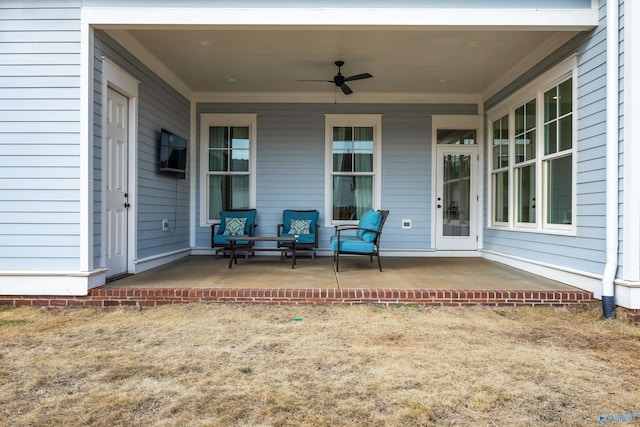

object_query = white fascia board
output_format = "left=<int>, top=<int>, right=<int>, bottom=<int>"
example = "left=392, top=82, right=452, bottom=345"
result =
left=191, top=91, right=483, bottom=105
left=82, top=7, right=597, bottom=30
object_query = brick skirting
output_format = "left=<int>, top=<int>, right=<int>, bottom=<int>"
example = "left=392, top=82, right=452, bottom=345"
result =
left=0, top=288, right=596, bottom=309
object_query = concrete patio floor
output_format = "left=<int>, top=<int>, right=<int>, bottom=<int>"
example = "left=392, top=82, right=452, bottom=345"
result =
left=104, top=255, right=578, bottom=291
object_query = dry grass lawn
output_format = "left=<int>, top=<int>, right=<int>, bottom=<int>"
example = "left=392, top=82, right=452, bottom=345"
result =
left=1, top=303, right=639, bottom=426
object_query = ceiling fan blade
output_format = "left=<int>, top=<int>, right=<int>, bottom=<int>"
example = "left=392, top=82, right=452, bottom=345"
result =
left=340, top=83, right=353, bottom=95
left=345, top=73, right=373, bottom=82
left=298, top=79, right=333, bottom=83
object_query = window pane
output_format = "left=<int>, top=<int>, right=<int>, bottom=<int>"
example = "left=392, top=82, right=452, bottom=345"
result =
left=526, top=130, right=536, bottom=160
left=230, top=149, right=249, bottom=171
left=544, top=87, right=557, bottom=122
left=517, top=165, right=536, bottom=223
left=559, top=116, right=573, bottom=151
left=547, top=155, right=572, bottom=225
left=332, top=175, right=373, bottom=221
left=209, top=175, right=250, bottom=221
left=209, top=126, right=228, bottom=149
left=354, top=140, right=373, bottom=172
left=493, top=145, right=501, bottom=170
left=492, top=116, right=509, bottom=169
left=526, top=99, right=536, bottom=129
left=333, top=140, right=353, bottom=172
left=354, top=127, right=373, bottom=142
left=493, top=171, right=509, bottom=223
left=515, top=137, right=525, bottom=164
left=209, top=150, right=227, bottom=172
left=515, top=105, right=524, bottom=136
left=333, top=126, right=352, bottom=142
left=559, top=79, right=572, bottom=117
left=231, top=127, right=249, bottom=147
left=545, top=121, right=558, bottom=155
left=436, top=129, right=477, bottom=145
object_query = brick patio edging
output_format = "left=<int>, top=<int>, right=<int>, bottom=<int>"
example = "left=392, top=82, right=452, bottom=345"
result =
left=0, top=288, right=596, bottom=309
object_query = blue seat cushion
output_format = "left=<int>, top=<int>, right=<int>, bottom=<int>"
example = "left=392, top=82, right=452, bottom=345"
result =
left=330, top=235, right=375, bottom=253
left=357, top=210, right=383, bottom=243
left=213, top=234, right=250, bottom=246
left=281, top=233, right=315, bottom=245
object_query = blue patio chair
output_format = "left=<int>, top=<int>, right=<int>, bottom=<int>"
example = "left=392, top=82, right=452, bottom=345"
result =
left=277, top=209, right=320, bottom=260
left=330, top=209, right=389, bottom=272
left=211, top=209, right=257, bottom=260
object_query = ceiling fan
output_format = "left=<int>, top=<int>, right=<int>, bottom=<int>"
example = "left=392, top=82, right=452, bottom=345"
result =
left=299, top=60, right=373, bottom=95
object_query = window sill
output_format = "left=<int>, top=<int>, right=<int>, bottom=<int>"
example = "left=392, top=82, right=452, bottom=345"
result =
left=487, top=225, right=577, bottom=237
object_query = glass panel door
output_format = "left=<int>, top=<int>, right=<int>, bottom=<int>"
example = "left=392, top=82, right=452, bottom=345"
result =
left=435, top=145, right=478, bottom=250
left=442, top=153, right=471, bottom=237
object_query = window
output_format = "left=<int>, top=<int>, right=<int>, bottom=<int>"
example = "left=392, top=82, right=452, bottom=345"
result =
left=487, top=58, right=575, bottom=234
left=200, top=113, right=257, bottom=225
left=325, top=114, right=382, bottom=225
left=515, top=99, right=536, bottom=225
left=491, top=115, right=509, bottom=224
left=543, top=79, right=573, bottom=226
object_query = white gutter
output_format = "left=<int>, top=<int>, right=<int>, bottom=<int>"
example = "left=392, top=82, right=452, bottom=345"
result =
left=602, top=0, right=619, bottom=318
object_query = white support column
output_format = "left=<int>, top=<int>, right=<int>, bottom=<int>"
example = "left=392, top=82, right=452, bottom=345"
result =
left=622, top=0, right=640, bottom=282
left=80, top=23, right=94, bottom=272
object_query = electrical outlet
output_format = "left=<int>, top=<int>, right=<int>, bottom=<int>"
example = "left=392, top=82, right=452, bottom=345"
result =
left=162, top=219, right=169, bottom=231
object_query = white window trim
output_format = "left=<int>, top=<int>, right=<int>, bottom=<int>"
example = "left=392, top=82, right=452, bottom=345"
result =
left=324, top=114, right=382, bottom=227
left=487, top=56, right=577, bottom=235
left=199, top=113, right=257, bottom=227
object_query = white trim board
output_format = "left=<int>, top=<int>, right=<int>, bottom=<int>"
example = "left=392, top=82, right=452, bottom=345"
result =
left=481, top=250, right=602, bottom=297
left=0, top=269, right=107, bottom=296
left=101, top=57, right=140, bottom=276
left=83, top=7, right=597, bottom=29
left=623, top=0, right=640, bottom=282
left=132, top=249, right=192, bottom=274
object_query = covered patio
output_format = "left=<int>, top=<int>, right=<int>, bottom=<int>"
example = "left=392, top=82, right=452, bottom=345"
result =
left=38, top=256, right=589, bottom=309
left=0, top=256, right=595, bottom=308
left=105, top=256, right=578, bottom=291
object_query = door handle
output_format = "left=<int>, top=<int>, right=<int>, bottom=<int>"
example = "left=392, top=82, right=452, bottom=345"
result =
left=124, top=203, right=131, bottom=208
left=437, top=204, right=442, bottom=209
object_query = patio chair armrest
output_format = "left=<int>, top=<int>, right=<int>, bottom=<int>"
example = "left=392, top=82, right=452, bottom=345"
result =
left=211, top=223, right=221, bottom=246
left=277, top=223, right=284, bottom=237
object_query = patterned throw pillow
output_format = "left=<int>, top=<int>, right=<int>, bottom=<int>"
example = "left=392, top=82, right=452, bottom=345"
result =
left=288, top=219, right=311, bottom=235
left=223, top=217, right=247, bottom=235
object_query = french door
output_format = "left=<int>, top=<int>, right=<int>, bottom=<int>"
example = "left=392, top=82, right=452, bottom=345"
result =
left=435, top=145, right=478, bottom=251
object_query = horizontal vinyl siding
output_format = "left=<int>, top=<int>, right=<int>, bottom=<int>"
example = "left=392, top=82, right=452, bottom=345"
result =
left=93, top=31, right=190, bottom=264
left=194, top=103, right=477, bottom=251
left=0, top=1, right=82, bottom=271
left=482, top=0, right=609, bottom=276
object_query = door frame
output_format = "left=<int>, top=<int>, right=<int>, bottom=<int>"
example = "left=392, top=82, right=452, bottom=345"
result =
left=101, top=58, right=139, bottom=274
left=431, top=115, right=484, bottom=252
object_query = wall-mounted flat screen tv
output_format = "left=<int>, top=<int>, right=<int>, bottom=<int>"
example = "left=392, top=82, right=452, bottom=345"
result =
left=159, top=129, right=187, bottom=176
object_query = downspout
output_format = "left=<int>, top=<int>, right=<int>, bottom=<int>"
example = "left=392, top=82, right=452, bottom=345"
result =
left=602, top=0, right=619, bottom=318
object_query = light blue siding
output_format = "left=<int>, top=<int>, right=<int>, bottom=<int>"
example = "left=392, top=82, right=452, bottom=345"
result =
left=93, top=31, right=191, bottom=265
left=194, top=103, right=476, bottom=251
left=0, top=1, right=81, bottom=271
left=483, top=0, right=610, bottom=275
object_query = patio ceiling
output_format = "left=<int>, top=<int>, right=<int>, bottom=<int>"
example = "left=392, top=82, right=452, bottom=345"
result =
left=105, top=27, right=583, bottom=99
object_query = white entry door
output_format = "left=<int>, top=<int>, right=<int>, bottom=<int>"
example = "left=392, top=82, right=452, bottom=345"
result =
left=105, top=87, right=129, bottom=276
left=435, top=145, right=478, bottom=251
